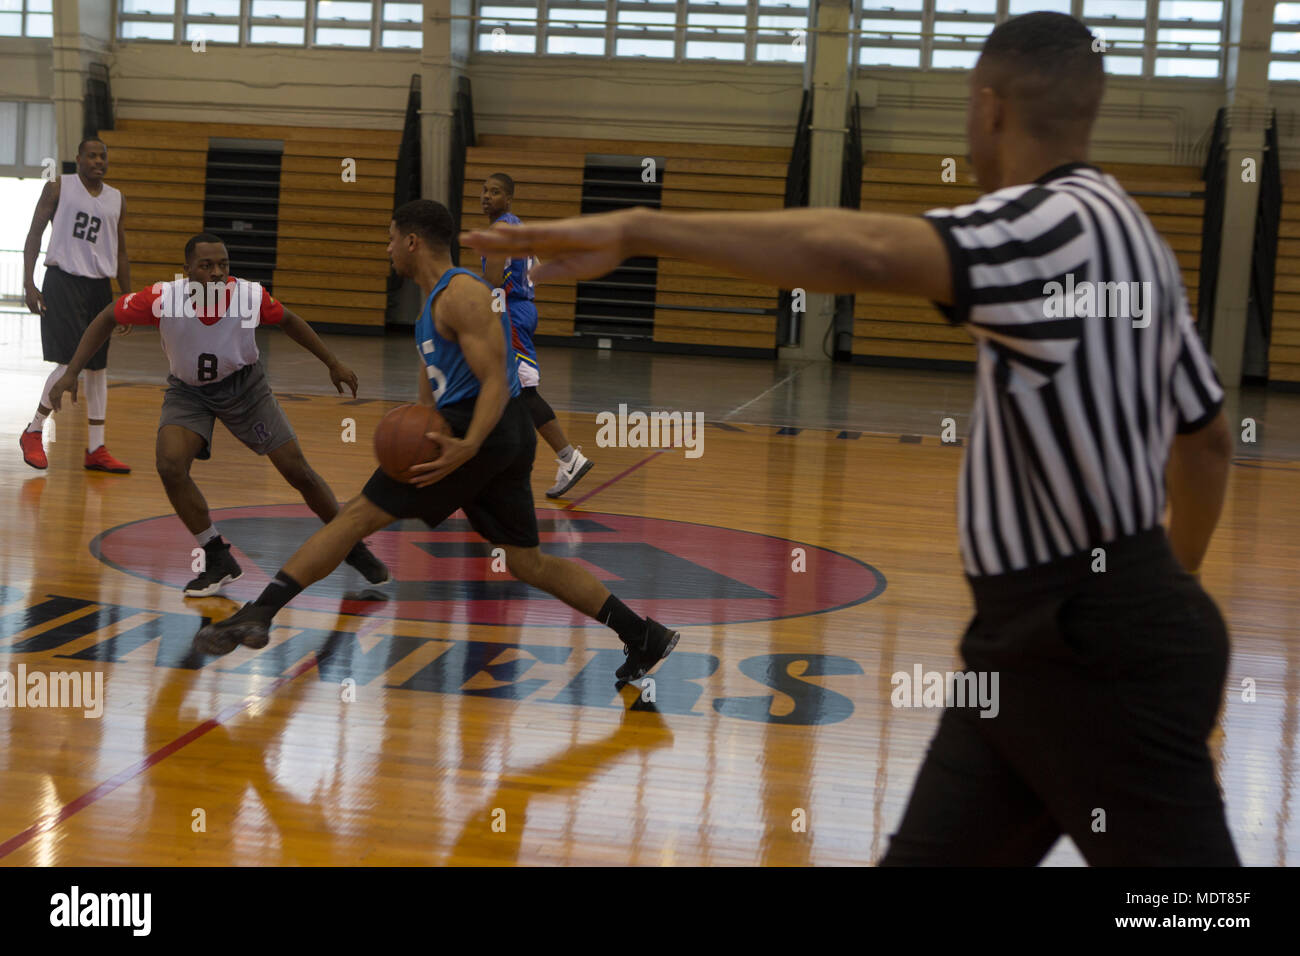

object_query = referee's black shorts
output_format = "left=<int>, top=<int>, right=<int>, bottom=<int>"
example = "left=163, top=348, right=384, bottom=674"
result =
left=41, top=265, right=114, bottom=370
left=880, top=526, right=1239, bottom=866
left=361, top=394, right=539, bottom=548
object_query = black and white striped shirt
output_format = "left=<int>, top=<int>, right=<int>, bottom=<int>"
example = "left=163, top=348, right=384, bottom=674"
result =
left=924, top=162, right=1224, bottom=578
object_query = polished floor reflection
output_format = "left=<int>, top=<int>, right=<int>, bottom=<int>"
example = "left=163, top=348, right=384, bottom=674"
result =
left=0, top=315, right=1297, bottom=865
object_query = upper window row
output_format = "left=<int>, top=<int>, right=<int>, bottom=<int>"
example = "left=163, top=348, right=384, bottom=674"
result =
left=93, top=0, right=1300, bottom=84
left=113, top=0, right=423, bottom=48
left=474, top=0, right=1227, bottom=78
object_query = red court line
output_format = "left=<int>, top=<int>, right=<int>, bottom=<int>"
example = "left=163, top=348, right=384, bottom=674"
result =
left=0, top=599, right=411, bottom=863
left=562, top=450, right=665, bottom=511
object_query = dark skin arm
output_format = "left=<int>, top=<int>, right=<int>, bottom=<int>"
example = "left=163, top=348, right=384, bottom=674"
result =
left=276, top=307, right=358, bottom=397
left=406, top=276, right=510, bottom=487
left=1165, top=409, right=1232, bottom=575
left=23, top=180, right=59, bottom=314
left=46, top=303, right=119, bottom=410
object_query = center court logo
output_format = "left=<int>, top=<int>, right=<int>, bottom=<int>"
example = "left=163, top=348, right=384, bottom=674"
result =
left=90, top=505, right=884, bottom=627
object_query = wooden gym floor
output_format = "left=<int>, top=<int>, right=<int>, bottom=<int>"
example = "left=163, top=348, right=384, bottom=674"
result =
left=0, top=313, right=1298, bottom=866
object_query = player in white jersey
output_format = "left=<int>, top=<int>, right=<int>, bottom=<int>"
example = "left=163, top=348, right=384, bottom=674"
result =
left=21, top=138, right=133, bottom=474
left=47, top=234, right=390, bottom=597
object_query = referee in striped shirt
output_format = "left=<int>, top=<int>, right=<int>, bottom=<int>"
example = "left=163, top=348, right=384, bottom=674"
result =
left=465, top=11, right=1237, bottom=865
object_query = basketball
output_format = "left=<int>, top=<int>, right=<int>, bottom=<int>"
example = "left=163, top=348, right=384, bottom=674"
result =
left=373, top=403, right=449, bottom=481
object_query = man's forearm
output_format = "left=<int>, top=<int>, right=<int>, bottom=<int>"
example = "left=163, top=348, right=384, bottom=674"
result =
left=628, top=207, right=885, bottom=293
left=64, top=308, right=119, bottom=377
left=117, top=264, right=131, bottom=295
left=463, top=375, right=508, bottom=449
left=23, top=233, right=41, bottom=287
left=280, top=312, right=338, bottom=368
left=1166, top=446, right=1230, bottom=573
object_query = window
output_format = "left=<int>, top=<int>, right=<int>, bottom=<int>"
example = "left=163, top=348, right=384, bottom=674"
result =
left=471, top=0, right=815, bottom=62
left=0, top=0, right=52, bottom=37
left=1271, top=2, right=1300, bottom=81
left=851, top=0, right=1224, bottom=77
left=0, top=100, right=56, bottom=177
left=117, top=0, right=416, bottom=47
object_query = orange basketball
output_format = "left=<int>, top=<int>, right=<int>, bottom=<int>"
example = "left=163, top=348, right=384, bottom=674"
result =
left=373, top=403, right=450, bottom=481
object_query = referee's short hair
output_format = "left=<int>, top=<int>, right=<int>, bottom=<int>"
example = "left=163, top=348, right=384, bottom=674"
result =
left=977, top=12, right=1105, bottom=143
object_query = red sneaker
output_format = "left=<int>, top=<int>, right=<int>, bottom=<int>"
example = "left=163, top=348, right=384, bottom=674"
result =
left=20, top=430, right=47, bottom=470
left=84, top=445, right=131, bottom=473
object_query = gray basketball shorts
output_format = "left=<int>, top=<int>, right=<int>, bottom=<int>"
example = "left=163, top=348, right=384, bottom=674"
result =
left=159, top=362, right=296, bottom=460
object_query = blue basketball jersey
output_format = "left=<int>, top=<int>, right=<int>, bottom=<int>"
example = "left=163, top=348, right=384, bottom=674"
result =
left=416, top=267, right=521, bottom=408
left=481, top=212, right=535, bottom=302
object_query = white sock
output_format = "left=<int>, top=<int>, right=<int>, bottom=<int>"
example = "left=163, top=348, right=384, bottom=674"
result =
left=84, top=368, right=109, bottom=450
left=557, top=444, right=574, bottom=462
left=31, top=365, right=67, bottom=432
left=195, top=526, right=219, bottom=547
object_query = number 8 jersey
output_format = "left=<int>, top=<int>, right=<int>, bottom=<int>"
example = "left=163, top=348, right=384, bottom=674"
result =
left=113, top=276, right=284, bottom=386
left=417, top=268, right=520, bottom=408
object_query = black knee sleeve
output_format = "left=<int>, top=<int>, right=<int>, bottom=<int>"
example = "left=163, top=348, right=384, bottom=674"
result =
left=520, top=386, right=556, bottom=428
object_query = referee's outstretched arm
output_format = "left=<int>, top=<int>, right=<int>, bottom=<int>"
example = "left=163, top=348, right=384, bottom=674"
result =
left=1166, top=409, right=1232, bottom=576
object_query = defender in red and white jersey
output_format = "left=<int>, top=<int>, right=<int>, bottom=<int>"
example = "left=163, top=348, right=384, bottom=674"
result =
left=48, top=233, right=390, bottom=597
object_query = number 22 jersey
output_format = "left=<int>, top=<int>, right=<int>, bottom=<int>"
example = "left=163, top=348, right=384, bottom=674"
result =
left=113, top=276, right=285, bottom=386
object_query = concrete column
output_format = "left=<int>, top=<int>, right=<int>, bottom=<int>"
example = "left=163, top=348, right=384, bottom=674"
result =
left=1211, top=0, right=1273, bottom=386
left=780, top=0, right=852, bottom=361
left=50, top=0, right=111, bottom=169
left=422, top=0, right=471, bottom=206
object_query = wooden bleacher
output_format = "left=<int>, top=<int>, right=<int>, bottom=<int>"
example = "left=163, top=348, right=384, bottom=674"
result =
left=1271, top=169, right=1300, bottom=384
left=100, top=119, right=399, bottom=331
left=462, top=135, right=789, bottom=351
left=853, top=153, right=1206, bottom=366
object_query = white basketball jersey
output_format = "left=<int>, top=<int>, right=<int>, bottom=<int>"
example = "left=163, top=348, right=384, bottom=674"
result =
left=152, top=277, right=265, bottom=386
left=45, top=175, right=122, bottom=279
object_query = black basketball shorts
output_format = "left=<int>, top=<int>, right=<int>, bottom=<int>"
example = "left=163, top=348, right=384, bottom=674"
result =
left=361, top=394, right=540, bottom=548
left=41, top=265, right=115, bottom=371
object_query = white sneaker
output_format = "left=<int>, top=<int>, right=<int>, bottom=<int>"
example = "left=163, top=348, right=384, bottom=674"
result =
left=546, top=447, right=594, bottom=498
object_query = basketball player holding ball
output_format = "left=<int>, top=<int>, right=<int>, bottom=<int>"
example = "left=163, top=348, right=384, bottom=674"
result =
left=481, top=173, right=594, bottom=499
left=196, top=199, right=679, bottom=688
left=48, top=233, right=390, bottom=597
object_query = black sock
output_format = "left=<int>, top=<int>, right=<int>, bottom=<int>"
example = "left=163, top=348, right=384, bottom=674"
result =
left=250, top=570, right=304, bottom=617
left=597, top=595, right=644, bottom=644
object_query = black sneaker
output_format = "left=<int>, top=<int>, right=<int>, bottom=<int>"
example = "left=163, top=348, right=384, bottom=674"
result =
left=184, top=542, right=242, bottom=597
left=194, top=603, right=272, bottom=656
left=615, top=617, right=681, bottom=686
left=345, top=541, right=390, bottom=585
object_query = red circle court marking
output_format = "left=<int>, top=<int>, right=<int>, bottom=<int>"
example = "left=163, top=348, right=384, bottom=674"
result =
left=91, top=507, right=886, bottom=627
